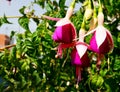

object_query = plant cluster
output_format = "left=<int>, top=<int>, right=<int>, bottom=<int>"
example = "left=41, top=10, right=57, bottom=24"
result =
left=0, top=0, right=120, bottom=91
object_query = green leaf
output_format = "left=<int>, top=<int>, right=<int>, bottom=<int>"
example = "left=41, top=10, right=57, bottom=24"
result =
left=0, top=14, right=12, bottom=26
left=19, top=74, right=27, bottom=88
left=59, top=0, right=66, bottom=9
left=35, top=0, right=45, bottom=8
left=19, top=6, right=26, bottom=15
left=32, top=18, right=39, bottom=25
left=10, top=31, right=16, bottom=40
left=45, top=2, right=53, bottom=12
left=18, top=16, right=30, bottom=31
left=113, top=56, right=120, bottom=71
left=9, top=46, right=17, bottom=61
left=33, top=70, right=41, bottom=85
left=90, top=74, right=104, bottom=90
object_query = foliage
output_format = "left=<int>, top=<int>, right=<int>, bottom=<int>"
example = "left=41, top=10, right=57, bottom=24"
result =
left=0, top=14, right=12, bottom=26
left=0, top=0, right=120, bottom=91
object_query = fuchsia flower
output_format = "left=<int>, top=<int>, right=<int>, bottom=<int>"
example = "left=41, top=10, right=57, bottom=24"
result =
left=43, top=0, right=76, bottom=44
left=89, top=25, right=114, bottom=54
left=52, top=0, right=76, bottom=43
left=52, top=18, right=76, bottom=43
left=42, top=0, right=76, bottom=58
left=84, top=10, right=114, bottom=54
left=71, top=28, right=90, bottom=84
left=71, top=42, right=90, bottom=83
left=84, top=11, right=114, bottom=70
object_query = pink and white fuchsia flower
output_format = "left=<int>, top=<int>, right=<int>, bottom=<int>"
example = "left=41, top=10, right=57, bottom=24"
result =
left=71, top=45, right=90, bottom=84
left=89, top=25, right=114, bottom=54
left=52, top=18, right=77, bottom=43
left=84, top=11, right=114, bottom=70
left=85, top=12, right=114, bottom=54
left=42, top=0, right=76, bottom=58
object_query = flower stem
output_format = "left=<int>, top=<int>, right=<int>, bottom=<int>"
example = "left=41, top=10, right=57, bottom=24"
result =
left=98, top=0, right=102, bottom=12
left=65, top=0, right=76, bottom=19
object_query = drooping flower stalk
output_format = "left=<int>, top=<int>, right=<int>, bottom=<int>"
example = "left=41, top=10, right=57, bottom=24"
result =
left=65, top=0, right=76, bottom=19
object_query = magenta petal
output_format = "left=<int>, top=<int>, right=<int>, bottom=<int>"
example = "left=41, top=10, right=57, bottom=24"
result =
left=52, top=26, right=62, bottom=42
left=90, top=32, right=98, bottom=53
left=52, top=23, right=75, bottom=43
left=71, top=49, right=82, bottom=65
left=71, top=48, right=90, bottom=67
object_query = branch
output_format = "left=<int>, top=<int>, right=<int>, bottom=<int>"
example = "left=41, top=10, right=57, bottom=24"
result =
left=0, top=15, right=42, bottom=19
left=0, top=44, right=16, bottom=51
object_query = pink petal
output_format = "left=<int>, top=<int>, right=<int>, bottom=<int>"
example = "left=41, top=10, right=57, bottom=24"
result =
left=96, top=26, right=107, bottom=48
left=71, top=22, right=77, bottom=40
left=76, top=42, right=91, bottom=50
left=52, top=26, right=62, bottom=42
left=99, top=36, right=111, bottom=53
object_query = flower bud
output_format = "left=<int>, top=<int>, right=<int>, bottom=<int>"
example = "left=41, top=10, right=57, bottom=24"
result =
left=84, top=0, right=93, bottom=20
left=84, top=8, right=93, bottom=20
